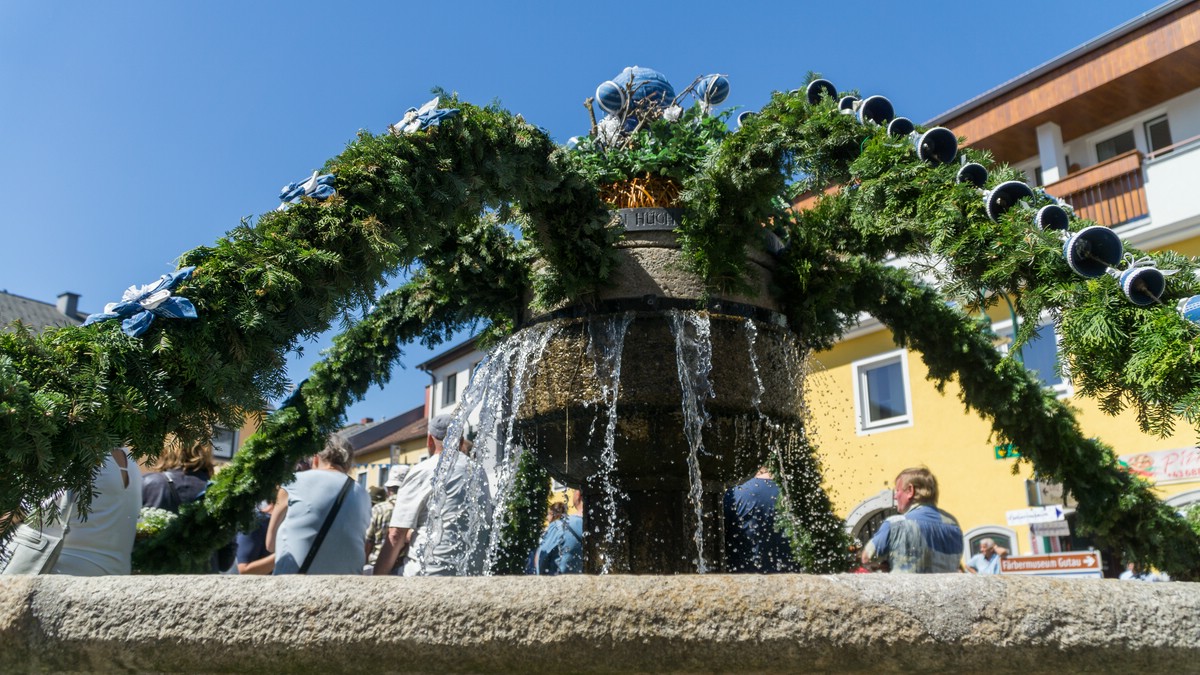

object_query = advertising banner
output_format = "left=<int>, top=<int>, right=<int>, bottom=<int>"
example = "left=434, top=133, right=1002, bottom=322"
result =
left=1118, top=447, right=1200, bottom=485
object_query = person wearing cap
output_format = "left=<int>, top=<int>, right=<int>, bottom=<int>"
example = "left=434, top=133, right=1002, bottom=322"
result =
left=373, top=414, right=492, bottom=576
left=362, top=464, right=408, bottom=574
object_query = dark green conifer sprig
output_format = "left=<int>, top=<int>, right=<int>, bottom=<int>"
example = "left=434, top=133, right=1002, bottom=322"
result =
left=135, top=210, right=531, bottom=572
left=1, top=102, right=612, bottom=539
left=490, top=450, right=551, bottom=575
left=846, top=261, right=1200, bottom=580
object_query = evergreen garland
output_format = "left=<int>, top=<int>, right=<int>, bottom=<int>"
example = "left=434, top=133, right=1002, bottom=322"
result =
left=2, top=101, right=611, bottom=539
left=844, top=261, right=1200, bottom=580
left=135, top=211, right=529, bottom=572
left=489, top=449, right=551, bottom=575
left=5, top=77, right=1200, bottom=578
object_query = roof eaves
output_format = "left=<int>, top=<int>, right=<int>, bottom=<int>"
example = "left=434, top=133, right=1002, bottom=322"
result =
left=926, top=0, right=1192, bottom=126
left=416, top=335, right=482, bottom=372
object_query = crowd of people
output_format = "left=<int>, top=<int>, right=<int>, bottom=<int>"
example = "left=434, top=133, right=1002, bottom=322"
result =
left=0, top=428, right=1154, bottom=579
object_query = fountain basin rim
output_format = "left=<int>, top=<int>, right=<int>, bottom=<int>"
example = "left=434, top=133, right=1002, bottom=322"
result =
left=521, top=296, right=788, bottom=328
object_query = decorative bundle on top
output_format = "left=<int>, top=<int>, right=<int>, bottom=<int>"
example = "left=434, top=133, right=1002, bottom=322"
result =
left=570, top=67, right=731, bottom=209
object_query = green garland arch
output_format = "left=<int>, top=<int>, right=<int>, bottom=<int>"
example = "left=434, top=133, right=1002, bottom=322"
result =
left=6, top=81, right=1200, bottom=578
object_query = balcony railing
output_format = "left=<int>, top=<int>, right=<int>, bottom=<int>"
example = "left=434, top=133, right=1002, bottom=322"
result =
left=791, top=150, right=1149, bottom=229
left=1045, top=150, right=1147, bottom=227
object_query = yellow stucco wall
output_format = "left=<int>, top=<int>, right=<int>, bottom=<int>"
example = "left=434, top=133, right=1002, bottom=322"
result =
left=806, top=234, right=1200, bottom=553
left=353, top=439, right=428, bottom=489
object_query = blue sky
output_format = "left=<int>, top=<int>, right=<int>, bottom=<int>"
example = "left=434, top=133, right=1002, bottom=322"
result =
left=0, top=1, right=1166, bottom=422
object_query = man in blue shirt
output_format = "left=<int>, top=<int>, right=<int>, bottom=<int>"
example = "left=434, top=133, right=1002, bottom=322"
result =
left=723, top=467, right=796, bottom=573
left=863, top=467, right=963, bottom=573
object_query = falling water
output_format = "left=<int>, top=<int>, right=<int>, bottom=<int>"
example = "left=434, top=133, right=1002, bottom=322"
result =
left=743, top=319, right=765, bottom=417
left=586, top=311, right=634, bottom=574
left=416, top=322, right=560, bottom=576
left=479, top=323, right=560, bottom=572
left=668, top=310, right=714, bottom=573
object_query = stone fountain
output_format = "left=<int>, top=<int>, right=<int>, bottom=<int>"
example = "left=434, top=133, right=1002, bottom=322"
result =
left=512, top=209, right=805, bottom=573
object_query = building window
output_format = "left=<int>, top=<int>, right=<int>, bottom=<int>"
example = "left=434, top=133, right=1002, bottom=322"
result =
left=211, top=426, right=239, bottom=460
left=1145, top=115, right=1173, bottom=156
left=356, top=471, right=367, bottom=488
left=1095, top=129, right=1135, bottom=163
left=852, top=349, right=912, bottom=433
left=442, top=372, right=457, bottom=407
left=994, top=319, right=1069, bottom=395
left=963, top=526, right=1019, bottom=558
left=378, top=465, right=390, bottom=486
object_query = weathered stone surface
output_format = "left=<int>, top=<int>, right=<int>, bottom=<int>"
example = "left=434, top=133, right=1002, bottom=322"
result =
left=518, top=314, right=807, bottom=489
left=526, top=224, right=779, bottom=321
left=1, top=574, right=1197, bottom=673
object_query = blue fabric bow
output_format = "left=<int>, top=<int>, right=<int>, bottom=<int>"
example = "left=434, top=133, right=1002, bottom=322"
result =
left=390, top=96, right=460, bottom=135
left=277, top=171, right=336, bottom=210
left=83, top=266, right=199, bottom=337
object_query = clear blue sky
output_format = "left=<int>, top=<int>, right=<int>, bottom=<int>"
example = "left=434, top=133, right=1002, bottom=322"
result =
left=0, top=0, right=1167, bottom=422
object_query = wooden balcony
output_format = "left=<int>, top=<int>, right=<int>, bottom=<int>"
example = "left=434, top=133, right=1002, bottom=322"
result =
left=1045, top=150, right=1147, bottom=227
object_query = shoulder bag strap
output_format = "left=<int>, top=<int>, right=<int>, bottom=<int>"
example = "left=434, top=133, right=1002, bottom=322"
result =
left=298, top=476, right=354, bottom=574
left=563, top=518, right=583, bottom=546
left=164, top=471, right=183, bottom=507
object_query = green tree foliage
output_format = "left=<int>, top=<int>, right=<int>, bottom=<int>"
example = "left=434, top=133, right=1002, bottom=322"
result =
left=489, top=449, right=551, bottom=575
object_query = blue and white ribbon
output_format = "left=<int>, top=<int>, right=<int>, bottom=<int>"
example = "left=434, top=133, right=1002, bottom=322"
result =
left=83, top=267, right=198, bottom=337
left=389, top=96, right=460, bottom=135
left=277, top=171, right=336, bottom=211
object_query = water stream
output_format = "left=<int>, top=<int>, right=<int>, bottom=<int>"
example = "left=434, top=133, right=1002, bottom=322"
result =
left=418, top=322, right=560, bottom=576
left=668, top=310, right=714, bottom=573
left=585, top=311, right=634, bottom=574
left=411, top=309, right=816, bottom=575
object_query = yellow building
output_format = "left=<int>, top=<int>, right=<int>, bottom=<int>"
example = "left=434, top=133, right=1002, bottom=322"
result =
left=807, top=0, right=1200, bottom=566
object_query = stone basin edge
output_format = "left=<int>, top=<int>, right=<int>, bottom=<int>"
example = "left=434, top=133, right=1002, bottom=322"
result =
left=1, top=574, right=1197, bottom=673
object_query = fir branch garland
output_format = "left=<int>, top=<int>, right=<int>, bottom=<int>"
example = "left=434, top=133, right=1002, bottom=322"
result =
left=5, top=78, right=1200, bottom=579
left=847, top=261, right=1200, bottom=580
left=2, top=102, right=611, bottom=543
left=135, top=212, right=530, bottom=572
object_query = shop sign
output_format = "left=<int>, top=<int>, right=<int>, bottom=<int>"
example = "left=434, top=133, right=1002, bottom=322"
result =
left=1118, top=447, right=1200, bottom=485
left=1000, top=551, right=1102, bottom=578
left=994, top=443, right=1020, bottom=460
left=1006, top=505, right=1064, bottom=526
left=1031, top=520, right=1070, bottom=537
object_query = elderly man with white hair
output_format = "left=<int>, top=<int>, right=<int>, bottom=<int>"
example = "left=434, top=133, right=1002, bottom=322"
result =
left=373, top=414, right=491, bottom=576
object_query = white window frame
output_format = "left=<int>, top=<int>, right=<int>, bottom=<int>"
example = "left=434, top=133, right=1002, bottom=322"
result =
left=851, top=348, right=913, bottom=435
left=441, top=372, right=458, bottom=407
left=992, top=316, right=1072, bottom=398
left=1094, top=128, right=1136, bottom=164
left=1144, top=114, right=1173, bottom=157
left=1083, top=106, right=1171, bottom=166
left=211, top=425, right=239, bottom=460
left=963, top=525, right=1020, bottom=558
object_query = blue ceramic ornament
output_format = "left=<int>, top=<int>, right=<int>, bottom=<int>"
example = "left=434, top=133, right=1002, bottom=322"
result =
left=1063, top=226, right=1123, bottom=278
left=595, top=66, right=676, bottom=117
left=697, top=74, right=730, bottom=106
left=1177, top=295, right=1200, bottom=325
left=1120, top=266, right=1166, bottom=306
